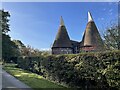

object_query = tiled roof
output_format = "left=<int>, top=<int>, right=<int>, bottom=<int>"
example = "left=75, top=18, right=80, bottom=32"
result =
left=52, top=17, right=72, bottom=48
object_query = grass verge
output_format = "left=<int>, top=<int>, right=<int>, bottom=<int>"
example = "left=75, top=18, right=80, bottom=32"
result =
left=3, top=63, right=66, bottom=89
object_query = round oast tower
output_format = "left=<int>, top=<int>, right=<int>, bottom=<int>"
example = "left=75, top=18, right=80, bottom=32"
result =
left=52, top=16, right=72, bottom=54
left=81, top=12, right=104, bottom=52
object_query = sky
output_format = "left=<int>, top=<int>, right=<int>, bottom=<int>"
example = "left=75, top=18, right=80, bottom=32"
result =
left=2, top=2, right=118, bottom=50
left=1, top=0, right=120, bottom=2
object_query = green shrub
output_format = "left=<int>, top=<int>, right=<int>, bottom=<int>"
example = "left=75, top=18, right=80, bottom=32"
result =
left=17, top=51, right=120, bottom=89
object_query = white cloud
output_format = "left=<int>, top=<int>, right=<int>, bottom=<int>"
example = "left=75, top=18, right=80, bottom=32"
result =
left=101, top=18, right=104, bottom=20
left=110, top=12, right=113, bottom=15
left=108, top=9, right=113, bottom=15
left=103, top=8, right=106, bottom=11
left=109, top=9, right=113, bottom=12
left=98, top=17, right=104, bottom=21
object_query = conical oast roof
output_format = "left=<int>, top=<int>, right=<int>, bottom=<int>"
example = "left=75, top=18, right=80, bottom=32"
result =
left=52, top=16, right=72, bottom=48
left=83, top=12, right=104, bottom=50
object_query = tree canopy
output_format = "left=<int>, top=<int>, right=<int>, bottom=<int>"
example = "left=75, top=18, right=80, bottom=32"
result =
left=1, top=10, right=20, bottom=62
left=104, top=25, right=120, bottom=50
left=0, top=9, right=10, bottom=34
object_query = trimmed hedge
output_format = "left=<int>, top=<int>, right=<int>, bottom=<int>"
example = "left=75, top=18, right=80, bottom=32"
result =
left=17, top=51, right=120, bottom=89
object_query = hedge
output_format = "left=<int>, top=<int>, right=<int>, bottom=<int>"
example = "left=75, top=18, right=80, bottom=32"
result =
left=17, top=51, right=120, bottom=89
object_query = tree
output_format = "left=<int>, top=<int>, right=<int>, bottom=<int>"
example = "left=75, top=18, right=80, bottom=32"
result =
left=0, top=9, right=10, bottom=34
left=12, top=41, right=42, bottom=57
left=40, top=50, right=51, bottom=56
left=2, top=34, right=20, bottom=62
left=104, top=25, right=120, bottom=50
left=21, top=45, right=42, bottom=57
left=1, top=10, right=47, bottom=62
left=12, top=40, right=26, bottom=56
left=1, top=10, right=20, bottom=62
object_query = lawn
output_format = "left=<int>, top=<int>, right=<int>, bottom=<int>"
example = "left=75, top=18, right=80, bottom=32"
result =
left=3, top=63, right=66, bottom=89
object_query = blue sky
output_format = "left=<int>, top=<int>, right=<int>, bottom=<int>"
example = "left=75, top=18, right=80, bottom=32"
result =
left=3, top=2, right=118, bottom=50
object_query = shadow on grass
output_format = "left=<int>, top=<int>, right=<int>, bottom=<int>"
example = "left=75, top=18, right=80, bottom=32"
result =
left=3, top=63, right=66, bottom=89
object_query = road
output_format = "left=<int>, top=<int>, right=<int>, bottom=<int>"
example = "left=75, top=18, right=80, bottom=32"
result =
left=2, top=69, right=33, bottom=90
